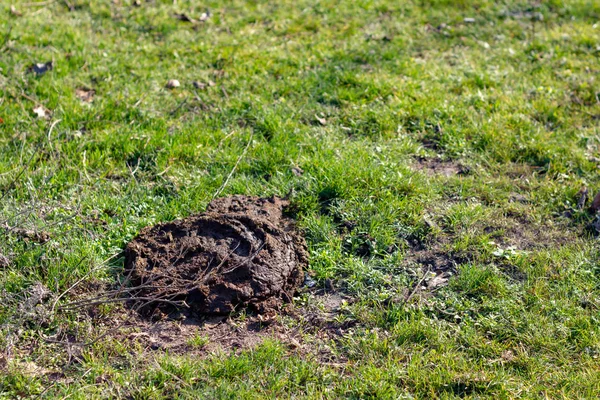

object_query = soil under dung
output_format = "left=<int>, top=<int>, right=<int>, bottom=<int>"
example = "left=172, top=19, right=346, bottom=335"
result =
left=124, top=196, right=307, bottom=315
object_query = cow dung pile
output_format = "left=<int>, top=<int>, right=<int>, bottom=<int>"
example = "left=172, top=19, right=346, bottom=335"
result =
left=124, top=196, right=308, bottom=315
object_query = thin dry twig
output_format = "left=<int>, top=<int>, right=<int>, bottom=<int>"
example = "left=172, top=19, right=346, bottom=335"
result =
left=47, top=119, right=61, bottom=141
left=51, top=253, right=120, bottom=314
left=212, top=131, right=253, bottom=199
left=45, top=318, right=131, bottom=348
left=59, top=296, right=186, bottom=311
left=169, top=97, right=189, bottom=116
left=157, top=165, right=172, bottom=176
left=219, top=241, right=265, bottom=275
left=37, top=381, right=57, bottom=398
left=127, top=158, right=140, bottom=182
left=404, top=267, right=431, bottom=305
left=58, top=273, right=175, bottom=309
left=133, top=92, right=148, bottom=108
left=577, top=186, right=588, bottom=210
left=152, top=356, right=192, bottom=388
left=20, top=92, right=44, bottom=107
left=0, top=146, right=40, bottom=202
left=217, top=130, right=237, bottom=148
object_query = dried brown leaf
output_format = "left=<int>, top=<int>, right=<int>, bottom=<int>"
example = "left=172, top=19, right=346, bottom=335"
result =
left=33, top=105, right=50, bottom=119
left=199, top=11, right=210, bottom=22
left=166, top=79, right=181, bottom=89
left=427, top=274, right=449, bottom=289
left=577, top=186, right=588, bottom=210
left=75, top=87, right=95, bottom=103
left=315, top=114, right=327, bottom=126
left=0, top=254, right=10, bottom=268
left=10, top=5, right=22, bottom=16
left=193, top=80, right=215, bottom=90
left=292, top=166, right=304, bottom=177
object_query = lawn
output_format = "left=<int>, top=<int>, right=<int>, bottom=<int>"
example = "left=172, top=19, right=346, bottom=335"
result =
left=1, top=0, right=599, bottom=398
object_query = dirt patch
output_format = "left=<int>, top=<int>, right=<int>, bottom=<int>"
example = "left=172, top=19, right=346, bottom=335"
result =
left=65, top=287, right=350, bottom=363
left=5, top=279, right=354, bottom=373
left=413, top=156, right=469, bottom=177
left=118, top=288, right=354, bottom=359
left=402, top=243, right=467, bottom=292
left=504, top=163, right=544, bottom=179
left=124, top=196, right=308, bottom=316
left=291, top=291, right=356, bottom=334
left=483, top=213, right=577, bottom=250
left=75, top=88, right=95, bottom=103
left=1, top=224, right=50, bottom=243
left=405, top=248, right=462, bottom=274
left=0, top=253, right=11, bottom=268
left=495, top=261, right=527, bottom=282
left=124, top=313, right=291, bottom=354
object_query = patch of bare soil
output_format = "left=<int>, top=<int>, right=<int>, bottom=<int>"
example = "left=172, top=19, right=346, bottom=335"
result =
left=400, top=209, right=579, bottom=292
left=45, top=286, right=352, bottom=368
left=75, top=88, right=95, bottom=103
left=483, top=213, right=577, bottom=250
left=125, top=196, right=308, bottom=315
left=482, top=214, right=578, bottom=283
left=124, top=313, right=289, bottom=354
left=2, top=281, right=353, bottom=378
left=1, top=224, right=50, bottom=243
left=401, top=242, right=467, bottom=292
left=504, top=163, right=544, bottom=180
left=413, top=156, right=469, bottom=177
left=116, top=288, right=354, bottom=361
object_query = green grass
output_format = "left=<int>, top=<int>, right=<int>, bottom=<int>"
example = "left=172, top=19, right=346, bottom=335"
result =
left=1, top=0, right=600, bottom=398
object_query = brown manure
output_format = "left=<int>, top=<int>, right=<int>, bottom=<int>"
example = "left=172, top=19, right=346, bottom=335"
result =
left=124, top=196, right=307, bottom=315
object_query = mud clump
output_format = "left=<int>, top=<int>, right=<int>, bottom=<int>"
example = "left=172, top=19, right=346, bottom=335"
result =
left=124, top=196, right=307, bottom=315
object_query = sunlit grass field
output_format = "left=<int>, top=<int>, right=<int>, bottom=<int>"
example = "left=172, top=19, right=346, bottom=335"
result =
left=1, top=0, right=599, bottom=398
